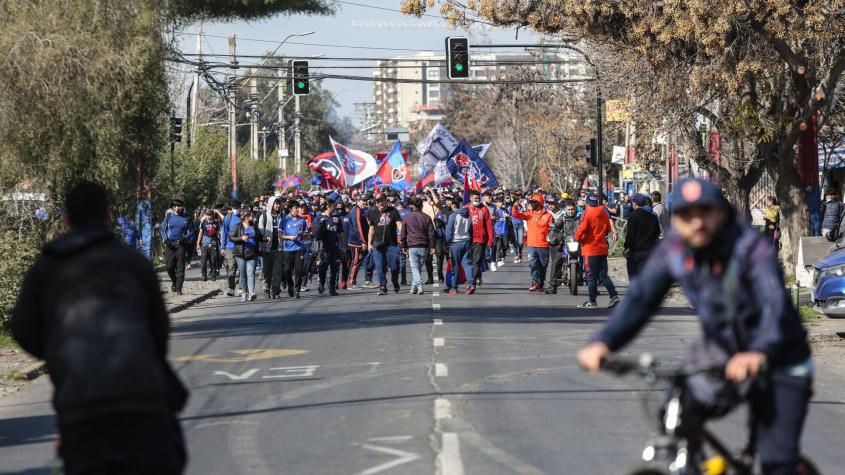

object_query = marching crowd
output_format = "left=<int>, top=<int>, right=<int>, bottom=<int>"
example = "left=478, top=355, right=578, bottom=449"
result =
left=158, top=185, right=671, bottom=309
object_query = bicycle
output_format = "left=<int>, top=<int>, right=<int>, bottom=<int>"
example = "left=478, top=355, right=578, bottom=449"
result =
left=599, top=354, right=820, bottom=475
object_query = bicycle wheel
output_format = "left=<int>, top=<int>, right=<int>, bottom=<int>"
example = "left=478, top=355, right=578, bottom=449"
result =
left=624, top=466, right=670, bottom=475
left=797, top=455, right=821, bottom=475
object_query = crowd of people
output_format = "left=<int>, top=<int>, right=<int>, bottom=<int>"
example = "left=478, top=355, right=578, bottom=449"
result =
left=156, top=184, right=674, bottom=308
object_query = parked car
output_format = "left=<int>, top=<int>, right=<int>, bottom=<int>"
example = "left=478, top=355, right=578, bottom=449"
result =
left=812, top=248, right=845, bottom=317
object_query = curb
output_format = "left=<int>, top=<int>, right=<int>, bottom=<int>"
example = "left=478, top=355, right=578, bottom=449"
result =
left=15, top=361, right=46, bottom=381
left=169, top=289, right=221, bottom=314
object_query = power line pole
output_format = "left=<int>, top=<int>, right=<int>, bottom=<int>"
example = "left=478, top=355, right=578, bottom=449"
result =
left=250, top=76, right=259, bottom=160
left=597, top=89, right=604, bottom=198
left=278, top=68, right=289, bottom=175
left=228, top=34, right=239, bottom=199
left=294, top=94, right=301, bottom=174
left=189, top=25, right=201, bottom=147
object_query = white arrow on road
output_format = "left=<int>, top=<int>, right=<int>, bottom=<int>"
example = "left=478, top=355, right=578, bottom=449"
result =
left=358, top=440, right=420, bottom=475
left=213, top=369, right=259, bottom=381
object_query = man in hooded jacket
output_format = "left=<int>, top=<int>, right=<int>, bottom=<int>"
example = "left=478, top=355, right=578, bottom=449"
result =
left=512, top=193, right=554, bottom=292
left=258, top=196, right=284, bottom=298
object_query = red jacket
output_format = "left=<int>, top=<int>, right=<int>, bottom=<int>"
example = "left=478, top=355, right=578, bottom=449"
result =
left=575, top=205, right=611, bottom=256
left=466, top=204, right=494, bottom=247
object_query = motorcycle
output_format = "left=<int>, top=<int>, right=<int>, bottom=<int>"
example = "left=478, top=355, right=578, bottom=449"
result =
left=561, top=239, right=584, bottom=295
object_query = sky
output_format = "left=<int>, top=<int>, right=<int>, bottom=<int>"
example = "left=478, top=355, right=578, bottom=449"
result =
left=174, top=1, right=542, bottom=127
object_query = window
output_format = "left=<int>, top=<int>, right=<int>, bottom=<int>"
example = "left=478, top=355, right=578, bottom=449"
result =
left=428, top=69, right=440, bottom=78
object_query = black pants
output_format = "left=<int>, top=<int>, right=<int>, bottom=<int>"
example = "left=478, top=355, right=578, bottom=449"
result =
left=471, top=243, right=485, bottom=282
left=549, top=245, right=564, bottom=287
left=283, top=250, right=305, bottom=296
left=494, top=235, right=509, bottom=261
left=60, top=411, right=186, bottom=475
left=262, top=249, right=284, bottom=294
left=341, top=248, right=351, bottom=285
left=164, top=243, right=186, bottom=292
left=626, top=250, right=652, bottom=279
left=347, top=247, right=365, bottom=286
left=199, top=243, right=219, bottom=280
left=425, top=252, right=434, bottom=282
left=435, top=238, right=447, bottom=280
left=318, top=248, right=341, bottom=290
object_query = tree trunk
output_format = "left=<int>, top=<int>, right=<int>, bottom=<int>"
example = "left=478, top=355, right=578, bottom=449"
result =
left=775, top=144, right=809, bottom=277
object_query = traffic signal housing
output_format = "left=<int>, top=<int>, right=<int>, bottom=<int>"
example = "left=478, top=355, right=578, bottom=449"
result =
left=291, top=60, right=310, bottom=96
left=170, top=117, right=183, bottom=143
left=446, top=37, right=470, bottom=79
left=586, top=138, right=598, bottom=167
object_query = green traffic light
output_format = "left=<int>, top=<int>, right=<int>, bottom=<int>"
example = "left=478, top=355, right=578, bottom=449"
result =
left=298, top=82, right=305, bottom=89
left=456, top=64, right=464, bottom=71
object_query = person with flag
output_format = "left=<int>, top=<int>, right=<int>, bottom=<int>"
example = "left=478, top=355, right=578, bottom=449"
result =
left=511, top=193, right=554, bottom=292
left=465, top=189, right=494, bottom=294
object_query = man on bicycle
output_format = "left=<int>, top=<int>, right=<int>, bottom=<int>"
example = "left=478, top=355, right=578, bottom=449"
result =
left=577, top=178, right=812, bottom=475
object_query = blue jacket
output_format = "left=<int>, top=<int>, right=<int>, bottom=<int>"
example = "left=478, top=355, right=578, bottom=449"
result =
left=221, top=212, right=241, bottom=250
left=595, top=212, right=810, bottom=367
left=343, top=206, right=369, bottom=247
left=160, top=213, right=189, bottom=242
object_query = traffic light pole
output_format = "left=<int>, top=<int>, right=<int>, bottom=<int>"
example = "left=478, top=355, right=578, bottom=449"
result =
left=596, top=89, right=604, bottom=199
left=294, top=94, right=301, bottom=174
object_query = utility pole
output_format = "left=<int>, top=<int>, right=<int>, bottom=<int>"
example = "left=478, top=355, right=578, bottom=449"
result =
left=228, top=34, right=238, bottom=199
left=189, top=25, right=201, bottom=147
left=262, top=127, right=268, bottom=161
left=250, top=76, right=259, bottom=160
left=294, top=94, right=301, bottom=174
left=597, top=90, right=604, bottom=198
left=278, top=69, right=289, bottom=175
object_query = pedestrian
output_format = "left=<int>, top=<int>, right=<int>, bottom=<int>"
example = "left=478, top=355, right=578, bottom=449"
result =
left=367, top=194, right=403, bottom=295
left=545, top=199, right=579, bottom=294
left=763, top=196, right=781, bottom=247
left=161, top=199, right=190, bottom=296
left=401, top=197, right=436, bottom=295
left=511, top=193, right=554, bottom=292
left=624, top=193, right=661, bottom=279
left=510, top=198, right=525, bottom=263
left=445, top=201, right=473, bottom=295
left=280, top=200, right=309, bottom=299
left=298, top=199, right=315, bottom=292
left=11, top=181, right=187, bottom=474
left=221, top=200, right=242, bottom=297
left=195, top=208, right=220, bottom=282
left=651, top=191, right=669, bottom=237
left=575, top=193, right=621, bottom=309
left=482, top=191, right=499, bottom=271
left=396, top=199, right=411, bottom=286
left=820, top=188, right=843, bottom=241
left=314, top=200, right=343, bottom=296
left=230, top=209, right=261, bottom=302
left=344, top=194, right=370, bottom=289
left=432, top=197, right=453, bottom=283
left=258, top=196, right=284, bottom=298
left=466, top=189, right=494, bottom=292
left=492, top=198, right=510, bottom=268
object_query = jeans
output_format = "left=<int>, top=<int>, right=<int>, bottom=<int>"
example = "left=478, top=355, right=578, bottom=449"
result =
left=585, top=255, right=617, bottom=303
left=626, top=250, right=652, bottom=280
left=236, top=256, right=257, bottom=297
left=449, top=241, right=473, bottom=288
left=164, top=243, right=186, bottom=291
left=283, top=250, right=305, bottom=296
left=526, top=246, right=550, bottom=286
left=372, top=245, right=400, bottom=288
left=199, top=243, right=219, bottom=280
left=398, top=249, right=408, bottom=284
left=407, top=247, right=428, bottom=289
left=364, top=250, right=375, bottom=281
left=512, top=224, right=525, bottom=258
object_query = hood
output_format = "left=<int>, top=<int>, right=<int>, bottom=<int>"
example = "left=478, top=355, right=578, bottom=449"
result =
left=457, top=207, right=470, bottom=218
left=583, top=204, right=605, bottom=219
left=266, top=196, right=281, bottom=215
left=44, top=225, right=115, bottom=257
left=531, top=193, right=545, bottom=207
left=814, top=248, right=845, bottom=271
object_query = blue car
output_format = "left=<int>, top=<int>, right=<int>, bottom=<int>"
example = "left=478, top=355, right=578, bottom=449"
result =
left=812, top=248, right=845, bottom=317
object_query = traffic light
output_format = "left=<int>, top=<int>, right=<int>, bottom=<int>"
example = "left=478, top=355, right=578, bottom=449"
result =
left=586, top=138, right=598, bottom=167
left=291, top=60, right=310, bottom=95
left=446, top=37, right=470, bottom=79
left=170, top=117, right=183, bottom=143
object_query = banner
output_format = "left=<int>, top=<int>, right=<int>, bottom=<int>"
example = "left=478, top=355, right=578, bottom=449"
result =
left=308, top=152, right=345, bottom=187
left=472, top=143, right=491, bottom=159
left=416, top=123, right=459, bottom=175
left=330, top=136, right=378, bottom=187
left=376, top=141, right=412, bottom=191
left=446, top=140, right=500, bottom=189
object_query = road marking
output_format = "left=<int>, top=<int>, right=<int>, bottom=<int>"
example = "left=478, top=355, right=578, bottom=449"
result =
left=439, top=433, right=465, bottom=475
left=435, top=363, right=449, bottom=377
left=433, top=319, right=444, bottom=325
left=367, top=436, right=413, bottom=442
left=432, top=291, right=440, bottom=297
left=358, top=442, right=420, bottom=475
left=214, top=369, right=260, bottom=381
left=433, top=337, right=445, bottom=347
left=434, top=398, right=452, bottom=420
left=433, top=282, right=440, bottom=288
left=432, top=303, right=442, bottom=311
left=175, top=348, right=308, bottom=363
left=262, top=365, right=320, bottom=379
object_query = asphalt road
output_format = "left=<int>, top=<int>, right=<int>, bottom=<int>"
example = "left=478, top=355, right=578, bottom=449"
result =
left=2, top=259, right=844, bottom=475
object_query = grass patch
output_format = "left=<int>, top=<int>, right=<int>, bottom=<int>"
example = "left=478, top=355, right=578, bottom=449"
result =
left=799, top=305, right=819, bottom=324
left=0, top=330, right=16, bottom=349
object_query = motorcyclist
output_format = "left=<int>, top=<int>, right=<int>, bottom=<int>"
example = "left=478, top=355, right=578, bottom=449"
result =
left=577, top=178, right=812, bottom=475
left=546, top=199, right=580, bottom=294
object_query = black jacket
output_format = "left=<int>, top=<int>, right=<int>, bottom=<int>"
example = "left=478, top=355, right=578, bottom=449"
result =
left=11, top=226, right=187, bottom=427
left=624, top=208, right=661, bottom=253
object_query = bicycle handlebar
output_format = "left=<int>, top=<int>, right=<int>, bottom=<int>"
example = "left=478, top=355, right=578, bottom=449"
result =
left=600, top=354, right=726, bottom=381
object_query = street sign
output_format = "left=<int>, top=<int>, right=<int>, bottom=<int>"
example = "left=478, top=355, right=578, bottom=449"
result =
left=611, top=146, right=626, bottom=165
left=605, top=99, right=631, bottom=122
left=632, top=171, right=651, bottom=181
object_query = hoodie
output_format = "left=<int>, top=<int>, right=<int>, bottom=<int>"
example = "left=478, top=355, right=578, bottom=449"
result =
left=467, top=203, right=494, bottom=247
left=575, top=205, right=612, bottom=257
left=258, top=196, right=282, bottom=252
left=445, top=207, right=472, bottom=244
left=511, top=193, right=553, bottom=248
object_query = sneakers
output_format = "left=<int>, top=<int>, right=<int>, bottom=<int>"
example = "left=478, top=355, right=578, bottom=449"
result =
left=394, top=284, right=400, bottom=293
left=424, top=278, right=434, bottom=285
left=608, top=295, right=621, bottom=308
left=300, top=285, right=309, bottom=292
left=175, top=290, right=183, bottom=296
left=578, top=301, right=598, bottom=309
left=240, top=294, right=248, bottom=302
left=544, top=286, right=558, bottom=295
left=498, top=260, right=505, bottom=267
left=249, top=294, right=257, bottom=301
left=377, top=286, right=388, bottom=296
left=490, top=262, right=497, bottom=272
left=349, top=283, right=361, bottom=290
left=514, top=258, right=520, bottom=264
left=447, top=288, right=459, bottom=295
left=416, top=287, right=425, bottom=295
left=340, top=281, right=348, bottom=290
left=465, top=284, right=476, bottom=295
left=528, top=284, right=542, bottom=292
left=294, top=292, right=300, bottom=299
left=318, top=283, right=325, bottom=294
left=409, top=286, right=417, bottom=295
left=363, top=281, right=377, bottom=289
left=329, top=289, right=339, bottom=296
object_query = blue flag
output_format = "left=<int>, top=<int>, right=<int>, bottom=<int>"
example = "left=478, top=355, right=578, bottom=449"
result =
left=376, top=141, right=412, bottom=191
left=446, top=139, right=499, bottom=189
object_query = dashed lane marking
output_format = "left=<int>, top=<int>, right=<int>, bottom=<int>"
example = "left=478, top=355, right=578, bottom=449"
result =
left=435, top=363, right=449, bottom=377
left=432, top=291, right=440, bottom=297
left=439, top=433, right=465, bottom=475
left=433, top=337, right=445, bottom=347
left=434, top=319, right=444, bottom=325
left=434, top=399, right=452, bottom=420
left=432, top=303, right=442, bottom=311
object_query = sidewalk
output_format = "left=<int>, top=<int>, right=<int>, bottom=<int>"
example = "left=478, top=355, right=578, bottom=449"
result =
left=0, top=258, right=221, bottom=398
